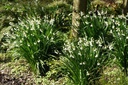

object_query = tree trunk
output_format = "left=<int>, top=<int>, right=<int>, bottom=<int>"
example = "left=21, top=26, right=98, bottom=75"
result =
left=123, top=0, right=128, bottom=15
left=70, top=0, right=87, bottom=38
left=123, top=0, right=128, bottom=24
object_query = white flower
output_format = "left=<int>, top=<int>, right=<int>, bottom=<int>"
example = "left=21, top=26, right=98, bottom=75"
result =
left=78, top=52, right=82, bottom=56
left=93, top=14, right=97, bottom=18
left=117, top=78, right=120, bottom=81
left=54, top=50, right=59, bottom=54
left=34, top=42, right=37, bottom=45
left=115, top=21, right=120, bottom=26
left=20, top=40, right=22, bottom=43
left=112, top=25, right=115, bottom=29
left=37, top=40, right=40, bottom=43
left=40, top=29, right=43, bottom=33
left=84, top=42, right=89, bottom=46
left=110, top=30, right=113, bottom=34
left=97, top=63, right=100, bottom=66
left=13, top=28, right=17, bottom=31
left=87, top=71, right=90, bottom=76
left=78, top=39, right=82, bottom=46
left=41, top=7, right=44, bottom=11
left=80, top=12, right=84, bottom=16
left=82, top=62, right=85, bottom=65
left=85, top=15, right=89, bottom=18
left=31, top=34, right=34, bottom=36
left=51, top=37, right=54, bottom=41
left=89, top=38, right=93, bottom=46
left=72, top=47, right=75, bottom=51
left=49, top=19, right=55, bottom=25
left=79, top=38, right=82, bottom=43
left=97, top=11, right=101, bottom=16
left=80, top=46, right=83, bottom=50
left=90, top=24, right=93, bottom=27
left=94, top=48, right=97, bottom=52
left=95, top=54, right=98, bottom=58
left=101, top=10, right=104, bottom=15
left=121, top=33, right=125, bottom=36
left=118, top=15, right=125, bottom=19
left=15, top=44, right=19, bottom=47
left=126, top=36, right=128, bottom=39
left=12, top=36, right=16, bottom=39
left=23, top=32, right=27, bottom=37
left=104, top=21, right=108, bottom=27
left=108, top=43, right=113, bottom=50
left=13, top=41, right=17, bottom=44
left=85, top=21, right=89, bottom=25
left=113, top=57, right=116, bottom=62
left=96, top=38, right=103, bottom=47
left=70, top=55, right=74, bottom=58
left=80, top=62, right=82, bottom=65
left=10, top=28, right=14, bottom=31
left=111, top=15, right=114, bottom=18
left=30, top=27, right=35, bottom=31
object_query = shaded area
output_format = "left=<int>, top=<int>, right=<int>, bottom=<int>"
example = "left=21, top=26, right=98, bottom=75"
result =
left=0, top=73, right=24, bottom=85
left=0, top=68, right=36, bottom=85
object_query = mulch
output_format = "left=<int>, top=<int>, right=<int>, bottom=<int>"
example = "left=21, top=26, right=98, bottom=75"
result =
left=0, top=73, right=24, bottom=85
left=0, top=72, right=35, bottom=85
left=0, top=63, right=36, bottom=85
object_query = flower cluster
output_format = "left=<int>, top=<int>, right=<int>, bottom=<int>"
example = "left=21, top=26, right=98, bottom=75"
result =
left=63, top=36, right=110, bottom=84
left=9, top=16, right=61, bottom=75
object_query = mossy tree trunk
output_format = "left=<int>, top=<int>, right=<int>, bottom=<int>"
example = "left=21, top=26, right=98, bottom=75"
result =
left=70, top=0, right=87, bottom=38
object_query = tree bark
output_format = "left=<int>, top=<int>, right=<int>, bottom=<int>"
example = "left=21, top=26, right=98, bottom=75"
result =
left=123, top=0, right=128, bottom=15
left=70, top=0, right=87, bottom=38
left=123, top=0, right=128, bottom=24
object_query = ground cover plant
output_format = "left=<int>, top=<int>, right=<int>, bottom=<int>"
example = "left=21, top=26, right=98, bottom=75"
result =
left=8, top=16, right=66, bottom=76
left=79, top=10, right=112, bottom=40
left=111, top=15, right=128, bottom=76
left=1, top=0, right=128, bottom=85
left=62, top=37, right=113, bottom=84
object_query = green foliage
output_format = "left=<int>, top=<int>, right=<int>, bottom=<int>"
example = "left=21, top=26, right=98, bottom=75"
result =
left=8, top=16, right=64, bottom=75
left=62, top=10, right=128, bottom=85
left=1, top=0, right=128, bottom=84
left=44, top=1, right=72, bottom=32
left=111, top=15, right=128, bottom=76
left=0, top=0, right=72, bottom=52
left=62, top=37, right=112, bottom=85
left=0, top=1, right=26, bottom=53
left=79, top=10, right=113, bottom=41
